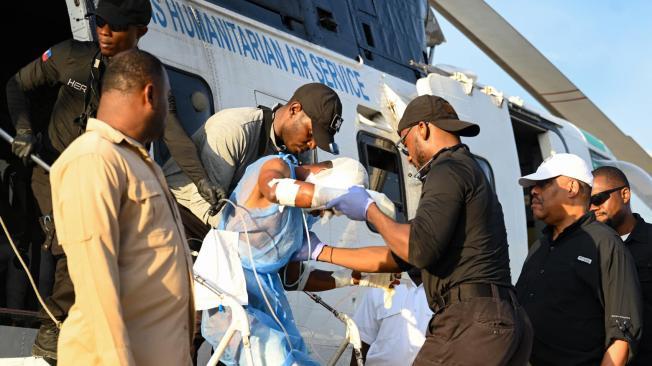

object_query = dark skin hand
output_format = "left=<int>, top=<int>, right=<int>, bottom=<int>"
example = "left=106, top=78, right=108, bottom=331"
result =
left=281, top=262, right=361, bottom=291
left=350, top=342, right=370, bottom=366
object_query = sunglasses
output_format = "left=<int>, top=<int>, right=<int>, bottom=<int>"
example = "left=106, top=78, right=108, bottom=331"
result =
left=590, top=185, right=627, bottom=206
left=94, top=15, right=131, bottom=32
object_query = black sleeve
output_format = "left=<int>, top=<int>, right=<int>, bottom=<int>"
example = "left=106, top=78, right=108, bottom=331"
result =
left=390, top=251, right=413, bottom=272
left=408, top=163, right=464, bottom=269
left=6, top=40, right=71, bottom=131
left=163, top=109, right=210, bottom=186
left=600, top=234, right=643, bottom=360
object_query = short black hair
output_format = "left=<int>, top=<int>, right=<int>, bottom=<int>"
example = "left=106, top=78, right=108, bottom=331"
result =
left=592, top=166, right=630, bottom=187
left=101, top=49, right=164, bottom=94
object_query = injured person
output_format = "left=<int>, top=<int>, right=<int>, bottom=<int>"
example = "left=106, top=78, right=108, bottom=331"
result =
left=196, top=154, right=399, bottom=365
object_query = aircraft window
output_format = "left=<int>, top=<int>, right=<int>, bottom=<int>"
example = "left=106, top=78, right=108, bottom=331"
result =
left=357, top=132, right=407, bottom=225
left=589, top=150, right=610, bottom=169
left=473, top=155, right=496, bottom=192
left=153, top=67, right=214, bottom=166
left=317, top=8, right=338, bottom=32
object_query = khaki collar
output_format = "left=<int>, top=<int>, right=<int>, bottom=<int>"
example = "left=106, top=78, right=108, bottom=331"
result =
left=86, top=118, right=150, bottom=160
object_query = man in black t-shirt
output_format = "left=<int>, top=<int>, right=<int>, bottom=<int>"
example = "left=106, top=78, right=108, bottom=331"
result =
left=516, top=154, right=642, bottom=365
left=324, top=95, right=533, bottom=365
left=591, top=165, right=652, bottom=365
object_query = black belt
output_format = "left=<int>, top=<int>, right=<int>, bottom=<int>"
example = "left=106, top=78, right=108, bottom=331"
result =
left=432, top=283, right=514, bottom=313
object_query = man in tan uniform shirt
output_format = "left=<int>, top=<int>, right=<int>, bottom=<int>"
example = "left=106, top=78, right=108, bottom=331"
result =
left=50, top=49, right=193, bottom=365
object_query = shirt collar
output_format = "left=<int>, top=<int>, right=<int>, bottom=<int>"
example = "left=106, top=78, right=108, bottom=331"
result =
left=86, top=118, right=150, bottom=159
left=268, top=104, right=284, bottom=153
left=627, top=213, right=650, bottom=244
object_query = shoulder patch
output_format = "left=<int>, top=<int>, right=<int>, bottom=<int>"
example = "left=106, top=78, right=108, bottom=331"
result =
left=41, top=49, right=52, bottom=62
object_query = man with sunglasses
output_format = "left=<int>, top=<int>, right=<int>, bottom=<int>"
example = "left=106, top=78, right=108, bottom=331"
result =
left=591, top=166, right=652, bottom=365
left=326, top=95, right=533, bottom=365
left=5, top=0, right=222, bottom=362
left=515, top=154, right=642, bottom=366
left=163, top=82, right=343, bottom=228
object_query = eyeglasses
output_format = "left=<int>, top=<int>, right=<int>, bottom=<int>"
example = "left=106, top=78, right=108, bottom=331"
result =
left=590, top=185, right=627, bottom=206
left=94, top=15, right=131, bottom=32
left=396, top=122, right=427, bottom=156
left=396, top=126, right=413, bottom=156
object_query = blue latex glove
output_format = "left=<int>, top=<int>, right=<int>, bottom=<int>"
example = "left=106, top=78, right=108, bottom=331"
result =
left=325, top=186, right=374, bottom=221
left=291, top=231, right=326, bottom=261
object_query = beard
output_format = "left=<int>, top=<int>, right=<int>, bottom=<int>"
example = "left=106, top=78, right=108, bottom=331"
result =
left=596, top=209, right=624, bottom=231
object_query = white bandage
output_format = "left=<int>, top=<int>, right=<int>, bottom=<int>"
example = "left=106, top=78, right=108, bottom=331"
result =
left=332, top=269, right=354, bottom=288
left=367, top=191, right=397, bottom=220
left=268, top=178, right=300, bottom=206
left=311, top=184, right=347, bottom=208
left=305, top=158, right=369, bottom=188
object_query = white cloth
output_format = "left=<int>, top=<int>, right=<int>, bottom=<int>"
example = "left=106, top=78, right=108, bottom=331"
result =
left=621, top=232, right=631, bottom=242
left=352, top=284, right=432, bottom=366
left=193, top=229, right=248, bottom=309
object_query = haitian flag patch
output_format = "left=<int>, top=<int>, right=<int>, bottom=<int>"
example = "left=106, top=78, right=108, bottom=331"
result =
left=41, top=49, right=52, bottom=62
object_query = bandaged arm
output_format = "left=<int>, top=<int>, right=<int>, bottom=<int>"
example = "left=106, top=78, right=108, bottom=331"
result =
left=258, top=158, right=322, bottom=208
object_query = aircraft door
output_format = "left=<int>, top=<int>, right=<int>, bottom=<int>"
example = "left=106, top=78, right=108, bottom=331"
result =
left=538, top=130, right=566, bottom=158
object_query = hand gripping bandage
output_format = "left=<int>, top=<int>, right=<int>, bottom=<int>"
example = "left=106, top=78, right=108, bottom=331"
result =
left=331, top=271, right=399, bottom=309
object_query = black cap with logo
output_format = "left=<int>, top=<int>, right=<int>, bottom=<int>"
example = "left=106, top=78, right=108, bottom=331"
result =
left=91, top=0, right=152, bottom=27
left=397, top=95, right=479, bottom=137
left=290, top=83, right=343, bottom=154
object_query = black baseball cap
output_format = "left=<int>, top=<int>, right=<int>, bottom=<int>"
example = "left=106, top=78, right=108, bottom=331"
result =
left=91, top=0, right=152, bottom=27
left=397, top=95, right=479, bottom=137
left=290, top=83, right=343, bottom=154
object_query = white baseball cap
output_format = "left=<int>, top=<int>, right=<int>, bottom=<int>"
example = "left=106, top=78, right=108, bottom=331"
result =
left=518, top=153, right=593, bottom=187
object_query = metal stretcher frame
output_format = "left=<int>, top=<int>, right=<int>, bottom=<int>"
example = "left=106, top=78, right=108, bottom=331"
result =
left=194, top=274, right=255, bottom=366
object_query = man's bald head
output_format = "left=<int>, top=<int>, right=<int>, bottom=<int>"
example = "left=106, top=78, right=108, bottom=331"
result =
left=592, top=166, right=630, bottom=188
left=102, top=49, right=164, bottom=95
left=97, top=49, right=170, bottom=145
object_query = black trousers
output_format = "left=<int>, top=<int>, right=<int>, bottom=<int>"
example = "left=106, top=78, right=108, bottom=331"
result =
left=31, top=165, right=61, bottom=255
left=413, top=287, right=533, bottom=366
left=38, top=255, right=74, bottom=322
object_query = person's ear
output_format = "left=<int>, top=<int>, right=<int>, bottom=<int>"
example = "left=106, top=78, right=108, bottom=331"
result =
left=418, top=121, right=430, bottom=141
left=289, top=101, right=303, bottom=117
left=566, top=179, right=579, bottom=198
left=144, top=83, right=154, bottom=108
left=622, top=187, right=631, bottom=205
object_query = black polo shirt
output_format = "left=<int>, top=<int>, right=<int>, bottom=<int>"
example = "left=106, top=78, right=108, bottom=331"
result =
left=393, top=144, right=512, bottom=311
left=625, top=214, right=652, bottom=366
left=516, top=212, right=642, bottom=366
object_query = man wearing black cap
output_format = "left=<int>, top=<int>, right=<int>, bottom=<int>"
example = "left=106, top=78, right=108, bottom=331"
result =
left=5, top=0, right=222, bottom=361
left=164, top=82, right=344, bottom=227
left=326, top=95, right=533, bottom=365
